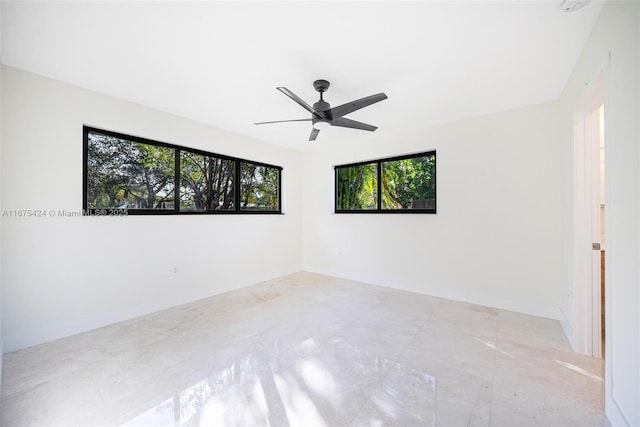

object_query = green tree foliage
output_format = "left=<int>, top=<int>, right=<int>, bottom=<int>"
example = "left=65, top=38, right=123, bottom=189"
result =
left=240, top=162, right=279, bottom=210
left=87, top=130, right=281, bottom=213
left=336, top=163, right=378, bottom=210
left=381, top=155, right=435, bottom=209
left=87, top=133, right=175, bottom=209
left=336, top=154, right=435, bottom=211
left=180, top=152, right=235, bottom=211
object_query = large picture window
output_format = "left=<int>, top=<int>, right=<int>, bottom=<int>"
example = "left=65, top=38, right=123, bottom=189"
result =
left=86, top=132, right=176, bottom=211
left=84, top=126, right=282, bottom=215
left=335, top=151, right=436, bottom=213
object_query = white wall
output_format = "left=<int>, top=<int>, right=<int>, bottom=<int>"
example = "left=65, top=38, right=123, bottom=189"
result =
left=0, top=66, right=304, bottom=352
left=0, top=3, right=4, bottom=394
left=303, top=100, right=568, bottom=320
left=559, top=1, right=639, bottom=425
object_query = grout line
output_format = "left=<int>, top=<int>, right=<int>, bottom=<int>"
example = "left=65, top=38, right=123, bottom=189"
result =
left=486, top=310, right=500, bottom=426
left=347, top=302, right=435, bottom=426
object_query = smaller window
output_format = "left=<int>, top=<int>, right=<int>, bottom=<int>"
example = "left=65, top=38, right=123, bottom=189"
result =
left=335, top=151, right=436, bottom=213
left=240, top=162, right=281, bottom=211
left=336, top=163, right=378, bottom=211
left=381, top=154, right=436, bottom=210
left=180, top=151, right=235, bottom=211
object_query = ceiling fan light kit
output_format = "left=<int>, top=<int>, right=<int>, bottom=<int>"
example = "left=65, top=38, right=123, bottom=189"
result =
left=312, top=120, right=331, bottom=131
left=255, top=79, right=388, bottom=141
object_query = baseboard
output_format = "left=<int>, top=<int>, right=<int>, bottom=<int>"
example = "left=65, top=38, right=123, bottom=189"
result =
left=559, top=308, right=576, bottom=351
left=301, top=266, right=565, bottom=320
left=4, top=266, right=570, bottom=353
left=606, top=393, right=631, bottom=426
left=0, top=336, right=3, bottom=403
left=438, top=288, right=565, bottom=320
left=4, top=266, right=302, bottom=353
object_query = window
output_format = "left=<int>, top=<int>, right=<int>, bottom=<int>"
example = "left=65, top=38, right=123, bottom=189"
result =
left=180, top=151, right=235, bottom=211
left=240, top=162, right=280, bottom=211
left=335, top=151, right=436, bottom=213
left=84, top=126, right=282, bottom=214
left=381, top=154, right=436, bottom=210
left=335, top=163, right=378, bottom=211
left=86, top=132, right=176, bottom=211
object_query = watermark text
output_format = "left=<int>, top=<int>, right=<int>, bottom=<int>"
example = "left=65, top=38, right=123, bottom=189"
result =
left=2, top=209, right=129, bottom=218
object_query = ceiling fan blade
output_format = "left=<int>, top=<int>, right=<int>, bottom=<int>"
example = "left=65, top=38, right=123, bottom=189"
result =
left=329, top=93, right=388, bottom=118
left=309, top=128, right=320, bottom=141
left=330, top=117, right=377, bottom=132
left=254, top=118, right=311, bottom=125
left=277, top=87, right=317, bottom=115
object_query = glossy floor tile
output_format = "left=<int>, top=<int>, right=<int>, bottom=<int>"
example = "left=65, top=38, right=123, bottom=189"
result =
left=1, top=272, right=608, bottom=426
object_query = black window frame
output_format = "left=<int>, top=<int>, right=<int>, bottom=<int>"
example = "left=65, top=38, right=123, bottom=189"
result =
left=83, top=126, right=282, bottom=215
left=334, top=150, right=436, bottom=214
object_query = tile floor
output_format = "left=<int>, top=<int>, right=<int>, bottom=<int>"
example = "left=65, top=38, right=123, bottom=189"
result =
left=1, top=272, right=608, bottom=426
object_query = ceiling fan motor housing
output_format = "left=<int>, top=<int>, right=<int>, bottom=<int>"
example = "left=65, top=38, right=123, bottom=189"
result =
left=312, top=98, right=332, bottom=130
left=313, top=100, right=331, bottom=114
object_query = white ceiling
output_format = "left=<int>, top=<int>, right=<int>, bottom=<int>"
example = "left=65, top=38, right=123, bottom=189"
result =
left=1, top=1, right=603, bottom=151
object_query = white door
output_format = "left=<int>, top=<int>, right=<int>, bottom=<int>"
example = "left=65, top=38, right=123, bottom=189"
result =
left=573, top=77, right=605, bottom=358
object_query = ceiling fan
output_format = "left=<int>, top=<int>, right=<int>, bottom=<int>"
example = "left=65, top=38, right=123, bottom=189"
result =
left=255, top=79, right=388, bottom=141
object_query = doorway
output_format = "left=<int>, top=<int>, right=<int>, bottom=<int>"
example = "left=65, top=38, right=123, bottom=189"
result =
left=573, top=74, right=606, bottom=359
left=597, top=105, right=605, bottom=357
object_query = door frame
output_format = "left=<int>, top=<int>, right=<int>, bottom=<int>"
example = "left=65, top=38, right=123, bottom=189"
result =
left=572, top=58, right=609, bottom=358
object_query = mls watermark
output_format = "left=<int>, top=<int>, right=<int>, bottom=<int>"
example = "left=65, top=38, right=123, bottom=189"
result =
left=2, top=209, right=129, bottom=218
